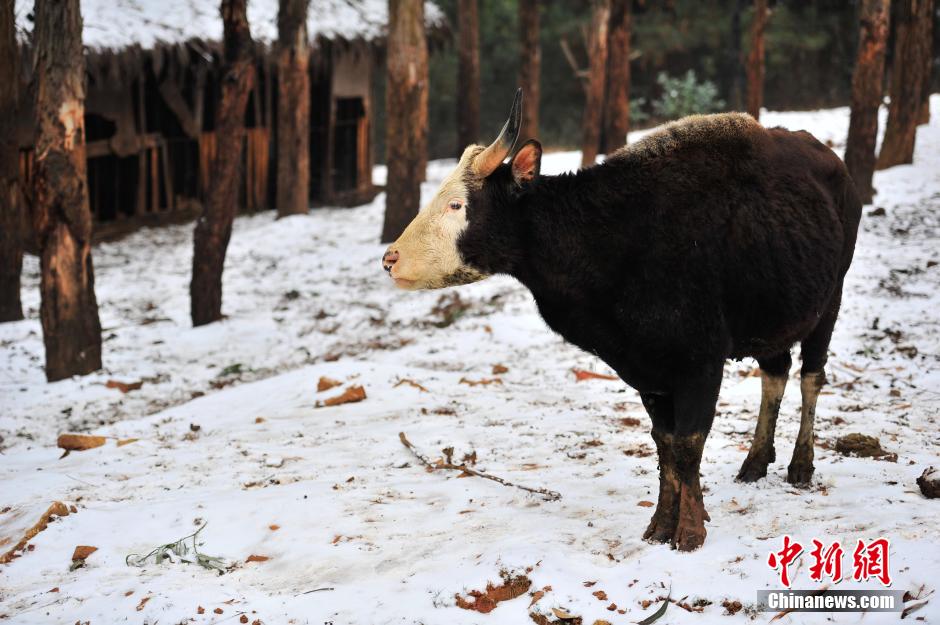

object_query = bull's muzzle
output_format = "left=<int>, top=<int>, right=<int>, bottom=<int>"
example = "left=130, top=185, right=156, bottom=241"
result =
left=382, top=248, right=399, bottom=273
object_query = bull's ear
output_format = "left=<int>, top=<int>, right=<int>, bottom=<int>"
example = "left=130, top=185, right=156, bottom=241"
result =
left=510, top=140, right=542, bottom=185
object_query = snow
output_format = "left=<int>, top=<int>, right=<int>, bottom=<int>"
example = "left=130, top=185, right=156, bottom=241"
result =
left=2, top=98, right=940, bottom=624
left=13, top=0, right=446, bottom=50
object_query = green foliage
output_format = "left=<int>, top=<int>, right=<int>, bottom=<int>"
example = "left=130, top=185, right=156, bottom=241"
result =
left=651, top=70, right=725, bottom=120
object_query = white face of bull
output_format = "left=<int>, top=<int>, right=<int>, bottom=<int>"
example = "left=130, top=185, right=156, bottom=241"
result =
left=383, top=89, right=525, bottom=290
left=382, top=146, right=489, bottom=290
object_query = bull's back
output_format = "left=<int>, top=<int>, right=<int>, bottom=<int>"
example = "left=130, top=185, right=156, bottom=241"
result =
left=614, top=113, right=861, bottom=358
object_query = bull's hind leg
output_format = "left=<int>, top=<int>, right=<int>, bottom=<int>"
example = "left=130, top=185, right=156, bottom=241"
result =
left=641, top=365, right=721, bottom=551
left=737, top=352, right=791, bottom=482
left=788, top=288, right=843, bottom=486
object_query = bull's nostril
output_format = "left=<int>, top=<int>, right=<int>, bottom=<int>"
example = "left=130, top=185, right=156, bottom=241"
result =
left=382, top=249, right=399, bottom=273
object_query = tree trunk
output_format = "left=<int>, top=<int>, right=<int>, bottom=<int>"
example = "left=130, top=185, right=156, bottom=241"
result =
left=917, top=0, right=933, bottom=124
left=601, top=0, right=631, bottom=154
left=191, top=0, right=254, bottom=326
left=878, top=0, right=931, bottom=168
left=726, top=0, right=746, bottom=111
left=580, top=0, right=610, bottom=168
left=381, top=0, right=428, bottom=243
left=276, top=0, right=310, bottom=217
left=32, top=0, right=102, bottom=380
left=518, top=0, right=540, bottom=141
left=456, top=0, right=480, bottom=152
left=845, top=0, right=891, bottom=205
left=745, top=0, right=769, bottom=119
left=0, top=0, right=23, bottom=322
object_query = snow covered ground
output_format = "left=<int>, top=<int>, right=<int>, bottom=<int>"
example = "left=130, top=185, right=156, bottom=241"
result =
left=1, top=100, right=939, bottom=625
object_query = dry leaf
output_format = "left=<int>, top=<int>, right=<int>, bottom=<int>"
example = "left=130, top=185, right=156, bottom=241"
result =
left=455, top=574, right=531, bottom=613
left=572, top=368, right=618, bottom=382
left=197, top=606, right=205, bottom=614
left=492, top=364, right=509, bottom=374
left=255, top=417, right=266, bottom=424
left=214, top=607, right=224, bottom=614
left=317, top=376, right=342, bottom=392
left=57, top=434, right=106, bottom=452
left=316, top=385, right=366, bottom=408
left=529, top=590, right=545, bottom=607
left=116, top=438, right=139, bottom=447
left=71, top=545, right=97, bottom=562
left=552, top=607, right=577, bottom=619
left=592, top=590, right=608, bottom=601
left=268, top=524, right=280, bottom=531
left=245, top=554, right=270, bottom=563
left=394, top=378, right=429, bottom=392
left=0, top=501, right=70, bottom=564
left=240, top=615, right=249, bottom=623
left=136, top=596, right=150, bottom=611
left=637, top=500, right=655, bottom=507
left=459, top=377, right=503, bottom=387
left=106, top=379, right=144, bottom=393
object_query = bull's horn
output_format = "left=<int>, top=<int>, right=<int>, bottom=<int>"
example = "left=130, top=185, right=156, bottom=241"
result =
left=471, top=88, right=523, bottom=177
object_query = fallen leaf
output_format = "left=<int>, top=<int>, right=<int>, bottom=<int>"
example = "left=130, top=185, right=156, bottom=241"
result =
left=618, top=417, right=642, bottom=427
left=0, top=501, right=70, bottom=564
left=552, top=607, right=578, bottom=619
left=636, top=588, right=671, bottom=625
left=245, top=554, right=270, bottom=563
left=394, top=378, right=429, bottom=392
left=255, top=417, right=266, bottom=424
left=459, top=377, right=503, bottom=387
left=57, top=434, right=106, bottom=452
left=71, top=545, right=97, bottom=561
left=48, top=587, right=59, bottom=593
left=214, top=607, right=224, bottom=614
left=529, top=590, right=545, bottom=607
left=455, top=573, right=531, bottom=613
left=197, top=606, right=205, bottom=614
left=136, top=596, right=150, bottom=611
left=492, top=364, right=509, bottom=374
left=592, top=590, right=608, bottom=601
left=316, top=385, right=366, bottom=407
left=269, top=524, right=280, bottom=531
left=106, top=379, right=144, bottom=393
left=116, top=438, right=139, bottom=447
left=316, top=376, right=342, bottom=392
left=637, top=500, right=655, bottom=507
left=240, top=615, right=249, bottom=623
left=572, top=368, right=618, bottom=382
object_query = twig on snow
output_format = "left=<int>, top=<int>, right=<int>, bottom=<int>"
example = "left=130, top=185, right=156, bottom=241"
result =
left=398, top=432, right=561, bottom=502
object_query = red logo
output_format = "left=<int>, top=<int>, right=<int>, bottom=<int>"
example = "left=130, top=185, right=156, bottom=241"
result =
left=768, top=536, right=891, bottom=587
left=767, top=535, right=803, bottom=588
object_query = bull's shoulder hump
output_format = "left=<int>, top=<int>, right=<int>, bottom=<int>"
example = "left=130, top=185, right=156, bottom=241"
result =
left=612, top=112, right=764, bottom=161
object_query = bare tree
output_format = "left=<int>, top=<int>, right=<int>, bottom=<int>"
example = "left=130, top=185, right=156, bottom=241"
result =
left=0, top=0, right=23, bottom=322
left=745, top=0, right=769, bottom=119
left=581, top=0, right=610, bottom=168
left=381, top=0, right=428, bottom=243
left=878, top=0, right=932, bottom=168
left=191, top=0, right=255, bottom=326
left=518, top=0, right=540, bottom=141
left=276, top=0, right=310, bottom=217
left=32, top=0, right=102, bottom=380
left=845, top=0, right=891, bottom=205
left=456, top=0, right=480, bottom=152
left=602, top=0, right=632, bottom=153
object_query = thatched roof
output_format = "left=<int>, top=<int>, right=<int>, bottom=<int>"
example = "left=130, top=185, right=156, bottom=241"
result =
left=14, top=0, right=447, bottom=50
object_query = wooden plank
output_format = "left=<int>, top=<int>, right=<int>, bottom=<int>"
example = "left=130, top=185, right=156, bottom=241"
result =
left=161, top=142, right=175, bottom=212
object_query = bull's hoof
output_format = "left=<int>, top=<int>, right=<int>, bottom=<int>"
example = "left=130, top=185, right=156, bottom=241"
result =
left=673, top=521, right=707, bottom=552
left=643, top=508, right=678, bottom=544
left=786, top=461, right=815, bottom=486
left=736, top=456, right=770, bottom=483
left=672, top=482, right=709, bottom=551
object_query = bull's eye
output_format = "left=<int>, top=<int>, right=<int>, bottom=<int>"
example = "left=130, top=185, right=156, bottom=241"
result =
left=448, top=200, right=463, bottom=211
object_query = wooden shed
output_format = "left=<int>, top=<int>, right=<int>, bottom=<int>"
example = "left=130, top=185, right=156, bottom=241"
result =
left=12, top=0, right=445, bottom=237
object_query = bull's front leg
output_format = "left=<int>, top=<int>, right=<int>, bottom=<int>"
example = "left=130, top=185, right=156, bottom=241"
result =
left=640, top=367, right=721, bottom=552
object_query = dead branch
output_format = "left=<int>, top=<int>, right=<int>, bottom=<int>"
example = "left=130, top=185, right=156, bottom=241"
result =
left=398, top=432, right=561, bottom=502
left=559, top=36, right=589, bottom=94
